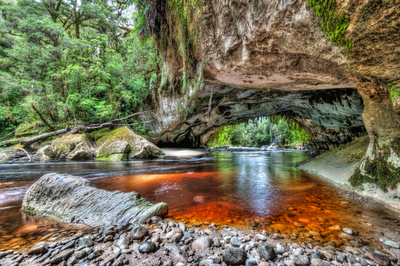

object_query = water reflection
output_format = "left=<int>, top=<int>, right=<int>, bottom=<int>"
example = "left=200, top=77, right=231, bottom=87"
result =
left=1, top=151, right=400, bottom=251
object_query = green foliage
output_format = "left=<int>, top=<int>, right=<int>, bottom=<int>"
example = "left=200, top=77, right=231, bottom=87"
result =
left=0, top=0, right=161, bottom=136
left=349, top=158, right=400, bottom=192
left=389, top=83, right=400, bottom=101
left=306, top=0, right=352, bottom=52
left=208, top=116, right=311, bottom=148
left=133, top=0, right=202, bottom=92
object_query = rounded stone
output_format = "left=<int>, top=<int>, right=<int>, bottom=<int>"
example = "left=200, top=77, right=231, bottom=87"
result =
left=27, top=241, right=49, bottom=255
left=139, top=242, right=157, bottom=254
left=78, top=238, right=94, bottom=247
left=131, top=225, right=148, bottom=240
left=230, top=237, right=242, bottom=247
left=192, top=236, right=213, bottom=250
left=222, top=248, right=247, bottom=265
left=258, top=245, right=276, bottom=261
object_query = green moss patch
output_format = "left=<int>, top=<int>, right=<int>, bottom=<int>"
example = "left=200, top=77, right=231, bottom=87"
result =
left=350, top=158, right=400, bottom=192
left=89, top=128, right=110, bottom=141
left=307, top=0, right=352, bottom=52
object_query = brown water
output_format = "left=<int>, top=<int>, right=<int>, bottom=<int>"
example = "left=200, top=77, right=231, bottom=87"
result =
left=1, top=151, right=400, bottom=252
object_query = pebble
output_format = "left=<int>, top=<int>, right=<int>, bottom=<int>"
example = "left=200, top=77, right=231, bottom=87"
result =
left=328, top=225, right=342, bottom=231
left=139, top=242, right=157, bottom=253
left=27, top=241, right=48, bottom=255
left=222, top=248, right=247, bottom=265
left=49, top=248, right=74, bottom=264
left=131, top=225, right=148, bottom=239
left=245, top=258, right=257, bottom=266
left=311, top=258, right=330, bottom=266
left=365, top=252, right=391, bottom=266
left=192, top=236, right=213, bottom=250
left=258, top=245, right=276, bottom=261
left=342, top=228, right=358, bottom=235
left=383, top=240, right=400, bottom=248
left=230, top=237, right=242, bottom=247
left=78, top=238, right=94, bottom=247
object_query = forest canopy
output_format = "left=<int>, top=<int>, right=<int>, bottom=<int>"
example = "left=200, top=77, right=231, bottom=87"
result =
left=0, top=0, right=161, bottom=137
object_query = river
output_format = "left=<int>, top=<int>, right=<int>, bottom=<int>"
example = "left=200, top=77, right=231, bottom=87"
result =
left=1, top=150, right=400, bottom=252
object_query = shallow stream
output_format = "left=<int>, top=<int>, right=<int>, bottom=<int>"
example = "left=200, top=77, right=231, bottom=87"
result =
left=1, top=151, right=400, bottom=252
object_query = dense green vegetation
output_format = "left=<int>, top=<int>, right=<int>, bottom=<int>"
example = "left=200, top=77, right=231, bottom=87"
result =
left=208, top=117, right=311, bottom=149
left=0, top=0, right=161, bottom=138
left=306, top=0, right=352, bottom=52
left=390, top=83, right=400, bottom=101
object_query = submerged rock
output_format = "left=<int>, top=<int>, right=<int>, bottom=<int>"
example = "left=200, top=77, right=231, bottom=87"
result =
left=21, top=173, right=168, bottom=226
left=96, top=126, right=165, bottom=161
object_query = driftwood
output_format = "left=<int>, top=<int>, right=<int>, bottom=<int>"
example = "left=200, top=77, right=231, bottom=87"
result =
left=0, top=112, right=150, bottom=148
left=0, top=127, right=68, bottom=147
left=9, top=147, right=32, bottom=162
left=64, top=111, right=150, bottom=134
left=0, top=130, right=15, bottom=141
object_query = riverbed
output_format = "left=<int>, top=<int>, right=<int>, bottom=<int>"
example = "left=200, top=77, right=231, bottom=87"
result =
left=1, top=150, right=400, bottom=252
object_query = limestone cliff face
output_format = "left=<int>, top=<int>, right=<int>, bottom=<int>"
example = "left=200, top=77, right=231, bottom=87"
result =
left=138, top=0, right=399, bottom=148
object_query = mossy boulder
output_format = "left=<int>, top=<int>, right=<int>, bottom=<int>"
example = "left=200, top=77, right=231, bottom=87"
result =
left=41, top=134, right=95, bottom=161
left=96, top=127, right=165, bottom=161
left=0, top=144, right=27, bottom=162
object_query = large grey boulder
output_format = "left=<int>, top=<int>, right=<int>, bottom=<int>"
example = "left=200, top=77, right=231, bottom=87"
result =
left=96, top=127, right=165, bottom=161
left=21, top=173, right=168, bottom=226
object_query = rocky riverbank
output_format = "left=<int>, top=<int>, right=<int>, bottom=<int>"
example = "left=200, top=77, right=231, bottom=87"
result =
left=1, top=216, right=400, bottom=266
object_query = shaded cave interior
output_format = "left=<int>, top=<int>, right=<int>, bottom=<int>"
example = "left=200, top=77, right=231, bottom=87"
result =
left=156, top=86, right=368, bottom=150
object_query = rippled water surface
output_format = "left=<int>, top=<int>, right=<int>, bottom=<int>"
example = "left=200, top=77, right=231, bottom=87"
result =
left=1, top=151, right=400, bottom=251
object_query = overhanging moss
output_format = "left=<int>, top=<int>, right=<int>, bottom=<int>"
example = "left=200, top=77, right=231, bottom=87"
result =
left=306, top=0, right=352, bottom=52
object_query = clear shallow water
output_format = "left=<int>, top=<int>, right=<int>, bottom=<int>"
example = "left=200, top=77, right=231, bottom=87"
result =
left=0, top=151, right=400, bottom=251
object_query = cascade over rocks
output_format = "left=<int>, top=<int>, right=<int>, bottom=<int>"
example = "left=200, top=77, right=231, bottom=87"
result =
left=21, top=173, right=168, bottom=226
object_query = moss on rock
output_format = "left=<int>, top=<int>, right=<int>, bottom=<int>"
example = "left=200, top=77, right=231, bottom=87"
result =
left=96, top=127, right=165, bottom=161
left=350, top=157, right=400, bottom=192
left=49, top=134, right=94, bottom=161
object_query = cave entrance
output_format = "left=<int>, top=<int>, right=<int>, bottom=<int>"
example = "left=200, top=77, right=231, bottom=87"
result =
left=157, top=86, right=368, bottom=149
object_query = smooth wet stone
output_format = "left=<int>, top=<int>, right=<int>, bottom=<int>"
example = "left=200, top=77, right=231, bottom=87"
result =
left=27, top=241, right=48, bottom=255
left=78, top=238, right=94, bottom=247
left=338, top=232, right=355, bottom=239
left=291, top=255, right=309, bottom=265
left=117, top=236, right=130, bottom=250
left=87, top=249, right=104, bottom=260
left=311, top=258, right=330, bottom=266
left=342, top=228, right=358, bottom=235
left=61, top=240, right=75, bottom=250
left=67, top=255, right=77, bottom=265
left=258, top=245, right=276, bottom=261
left=165, top=244, right=188, bottom=262
left=192, top=236, right=213, bottom=250
left=131, top=225, right=148, bottom=239
left=139, top=242, right=157, bottom=253
left=276, top=243, right=286, bottom=254
left=49, top=248, right=74, bottom=264
left=311, top=252, right=326, bottom=260
left=222, top=248, right=247, bottom=265
left=75, top=247, right=92, bottom=259
left=0, top=252, right=8, bottom=259
left=163, top=259, right=174, bottom=266
left=383, top=240, right=400, bottom=248
left=365, top=252, right=391, bottom=266
left=245, top=258, right=257, bottom=266
left=179, top=222, right=186, bottom=232
left=328, top=225, right=342, bottom=231
left=230, top=237, right=242, bottom=247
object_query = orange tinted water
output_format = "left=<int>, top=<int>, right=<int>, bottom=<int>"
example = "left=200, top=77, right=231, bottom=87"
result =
left=0, top=151, right=400, bottom=251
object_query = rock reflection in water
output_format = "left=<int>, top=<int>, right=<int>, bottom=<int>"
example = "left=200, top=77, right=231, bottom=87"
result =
left=0, top=151, right=400, bottom=252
